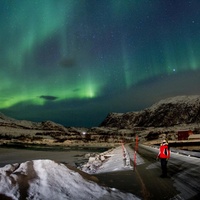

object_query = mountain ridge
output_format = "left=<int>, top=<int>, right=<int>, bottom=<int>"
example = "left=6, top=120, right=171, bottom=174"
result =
left=100, top=95, right=200, bottom=128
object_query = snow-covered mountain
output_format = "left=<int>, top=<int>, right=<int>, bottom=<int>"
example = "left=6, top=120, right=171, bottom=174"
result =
left=0, top=113, right=84, bottom=145
left=100, top=95, right=200, bottom=128
left=0, top=159, right=139, bottom=200
left=0, top=112, right=66, bottom=131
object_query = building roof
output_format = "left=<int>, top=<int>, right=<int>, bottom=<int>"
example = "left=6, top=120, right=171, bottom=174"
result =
left=188, top=134, right=200, bottom=139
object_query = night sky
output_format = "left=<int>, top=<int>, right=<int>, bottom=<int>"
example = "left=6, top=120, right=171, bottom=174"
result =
left=0, top=0, right=200, bottom=127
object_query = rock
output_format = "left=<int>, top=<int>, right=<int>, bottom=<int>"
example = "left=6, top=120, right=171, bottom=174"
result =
left=100, top=155, right=105, bottom=161
left=93, top=160, right=102, bottom=167
left=84, top=153, right=91, bottom=159
left=88, top=157, right=96, bottom=163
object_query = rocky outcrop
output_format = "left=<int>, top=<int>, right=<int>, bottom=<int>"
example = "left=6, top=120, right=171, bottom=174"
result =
left=100, top=95, right=200, bottom=128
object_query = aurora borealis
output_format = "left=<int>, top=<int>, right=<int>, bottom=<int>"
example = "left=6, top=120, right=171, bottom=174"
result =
left=1, top=0, right=200, bottom=127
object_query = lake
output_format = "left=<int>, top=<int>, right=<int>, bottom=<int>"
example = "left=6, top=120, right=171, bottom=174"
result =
left=0, top=146, right=108, bottom=168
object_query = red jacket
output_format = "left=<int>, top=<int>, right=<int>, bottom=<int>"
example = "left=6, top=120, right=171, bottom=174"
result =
left=158, top=144, right=170, bottom=159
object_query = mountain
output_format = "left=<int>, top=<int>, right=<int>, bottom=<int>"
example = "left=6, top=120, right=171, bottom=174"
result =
left=0, top=112, right=66, bottom=131
left=0, top=112, right=88, bottom=147
left=100, top=95, right=200, bottom=128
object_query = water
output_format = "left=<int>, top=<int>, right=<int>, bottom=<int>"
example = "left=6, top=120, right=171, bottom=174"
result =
left=0, top=146, right=107, bottom=168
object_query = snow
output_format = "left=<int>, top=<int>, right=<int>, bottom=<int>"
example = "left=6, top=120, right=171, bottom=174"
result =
left=80, top=146, right=133, bottom=174
left=0, top=156, right=140, bottom=199
left=149, top=95, right=200, bottom=111
left=95, top=146, right=132, bottom=173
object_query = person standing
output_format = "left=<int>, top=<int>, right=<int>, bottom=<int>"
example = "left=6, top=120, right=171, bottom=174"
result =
left=157, top=139, right=170, bottom=178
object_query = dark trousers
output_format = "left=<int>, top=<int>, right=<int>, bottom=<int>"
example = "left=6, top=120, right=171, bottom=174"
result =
left=160, top=158, right=168, bottom=176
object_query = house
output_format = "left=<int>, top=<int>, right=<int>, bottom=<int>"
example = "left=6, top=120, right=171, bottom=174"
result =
left=188, top=134, right=200, bottom=140
left=177, top=130, right=193, bottom=140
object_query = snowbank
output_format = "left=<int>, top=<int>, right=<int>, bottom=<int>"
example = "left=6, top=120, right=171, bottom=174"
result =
left=0, top=159, right=140, bottom=200
left=80, top=146, right=133, bottom=174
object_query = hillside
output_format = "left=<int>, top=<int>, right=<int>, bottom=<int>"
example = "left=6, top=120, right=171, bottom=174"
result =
left=100, top=95, right=200, bottom=128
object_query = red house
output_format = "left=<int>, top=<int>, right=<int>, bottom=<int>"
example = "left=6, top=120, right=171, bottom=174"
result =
left=177, top=130, right=193, bottom=140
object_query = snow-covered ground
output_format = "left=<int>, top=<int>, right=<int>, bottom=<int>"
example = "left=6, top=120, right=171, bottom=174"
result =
left=96, top=146, right=132, bottom=173
left=0, top=146, right=140, bottom=200
left=80, top=146, right=133, bottom=174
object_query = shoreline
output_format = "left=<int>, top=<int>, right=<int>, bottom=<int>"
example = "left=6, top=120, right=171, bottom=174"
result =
left=0, top=142, right=114, bottom=152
